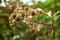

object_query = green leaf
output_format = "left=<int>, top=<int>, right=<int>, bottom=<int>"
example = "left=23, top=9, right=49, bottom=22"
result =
left=0, top=34, right=4, bottom=40
left=53, top=16, right=59, bottom=22
left=34, top=14, right=47, bottom=22
left=0, top=0, right=1, bottom=3
left=21, top=12, right=25, bottom=17
left=36, top=1, right=46, bottom=9
left=55, top=30, right=59, bottom=37
left=41, top=27, right=47, bottom=35
left=16, top=0, right=21, bottom=4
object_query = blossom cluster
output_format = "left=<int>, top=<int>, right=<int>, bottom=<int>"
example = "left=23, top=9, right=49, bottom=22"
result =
left=9, top=7, right=44, bottom=32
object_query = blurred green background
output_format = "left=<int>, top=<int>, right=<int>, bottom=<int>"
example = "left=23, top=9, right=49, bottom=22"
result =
left=0, top=0, right=60, bottom=40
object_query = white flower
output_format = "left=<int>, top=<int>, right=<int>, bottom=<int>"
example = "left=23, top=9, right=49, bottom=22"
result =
left=12, top=19, right=15, bottom=22
left=13, top=35, right=20, bottom=40
left=28, top=16, right=32, bottom=18
left=47, top=11, right=51, bottom=17
left=37, top=24, right=42, bottom=31
left=37, top=8, right=42, bottom=11
left=34, top=9, right=37, bottom=13
left=22, top=20, right=26, bottom=23
left=37, top=8, right=44, bottom=12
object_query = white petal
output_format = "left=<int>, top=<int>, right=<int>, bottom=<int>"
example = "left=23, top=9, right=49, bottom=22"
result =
left=28, top=16, right=32, bottom=18
left=47, top=11, right=51, bottom=16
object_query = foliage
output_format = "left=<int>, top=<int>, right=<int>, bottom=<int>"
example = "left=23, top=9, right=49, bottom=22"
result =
left=0, top=0, right=60, bottom=40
